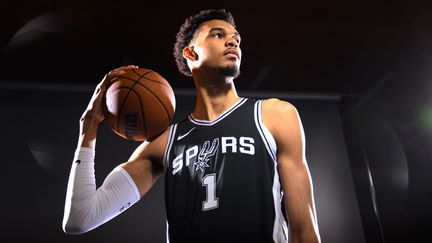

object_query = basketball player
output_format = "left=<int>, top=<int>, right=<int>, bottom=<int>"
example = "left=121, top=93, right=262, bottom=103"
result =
left=63, top=9, right=321, bottom=243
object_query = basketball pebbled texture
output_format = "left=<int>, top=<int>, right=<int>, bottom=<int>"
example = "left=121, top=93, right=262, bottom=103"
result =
left=105, top=68, right=176, bottom=141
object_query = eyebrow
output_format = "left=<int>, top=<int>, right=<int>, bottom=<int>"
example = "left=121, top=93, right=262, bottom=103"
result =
left=209, top=27, right=241, bottom=39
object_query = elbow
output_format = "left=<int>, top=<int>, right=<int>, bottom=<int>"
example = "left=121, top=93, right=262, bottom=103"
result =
left=62, top=222, right=84, bottom=235
left=62, top=216, right=89, bottom=235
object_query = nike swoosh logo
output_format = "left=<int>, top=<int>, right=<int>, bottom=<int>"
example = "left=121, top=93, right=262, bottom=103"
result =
left=75, top=159, right=81, bottom=164
left=177, top=127, right=196, bottom=141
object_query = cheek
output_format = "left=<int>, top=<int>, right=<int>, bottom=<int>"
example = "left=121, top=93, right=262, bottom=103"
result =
left=197, top=48, right=217, bottom=63
left=194, top=46, right=208, bottom=60
left=194, top=41, right=224, bottom=64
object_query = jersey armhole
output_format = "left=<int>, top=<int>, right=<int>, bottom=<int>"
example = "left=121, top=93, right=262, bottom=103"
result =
left=254, top=100, right=278, bottom=161
left=162, top=124, right=177, bottom=169
left=255, top=100, right=289, bottom=242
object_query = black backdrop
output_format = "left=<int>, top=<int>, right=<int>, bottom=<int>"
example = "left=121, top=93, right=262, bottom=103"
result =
left=2, top=86, right=366, bottom=243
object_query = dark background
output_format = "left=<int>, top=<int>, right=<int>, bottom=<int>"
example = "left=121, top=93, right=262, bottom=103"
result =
left=1, top=0, right=432, bottom=242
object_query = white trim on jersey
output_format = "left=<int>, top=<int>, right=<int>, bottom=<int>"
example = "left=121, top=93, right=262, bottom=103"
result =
left=254, top=100, right=289, bottom=243
left=162, top=124, right=178, bottom=169
left=166, top=220, right=170, bottom=243
left=188, top=97, right=247, bottom=126
left=254, top=100, right=277, bottom=160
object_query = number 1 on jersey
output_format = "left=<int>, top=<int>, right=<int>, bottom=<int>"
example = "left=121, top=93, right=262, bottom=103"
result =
left=202, top=173, right=219, bottom=211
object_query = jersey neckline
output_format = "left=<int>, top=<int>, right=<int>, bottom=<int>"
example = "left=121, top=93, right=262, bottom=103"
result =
left=188, top=98, right=247, bottom=126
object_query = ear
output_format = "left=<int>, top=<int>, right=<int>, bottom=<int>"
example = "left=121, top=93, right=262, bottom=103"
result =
left=183, top=46, right=198, bottom=61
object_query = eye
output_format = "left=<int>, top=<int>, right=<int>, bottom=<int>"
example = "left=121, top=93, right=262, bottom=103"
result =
left=212, top=32, right=223, bottom=38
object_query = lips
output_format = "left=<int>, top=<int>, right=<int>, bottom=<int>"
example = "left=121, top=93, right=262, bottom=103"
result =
left=224, top=49, right=239, bottom=59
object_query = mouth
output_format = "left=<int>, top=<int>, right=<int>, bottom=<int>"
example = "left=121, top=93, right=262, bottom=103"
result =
left=223, top=49, right=240, bottom=59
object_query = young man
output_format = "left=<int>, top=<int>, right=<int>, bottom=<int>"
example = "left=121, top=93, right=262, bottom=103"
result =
left=63, top=9, right=321, bottom=243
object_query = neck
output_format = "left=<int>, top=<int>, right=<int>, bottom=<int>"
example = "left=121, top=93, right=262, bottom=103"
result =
left=192, top=72, right=240, bottom=121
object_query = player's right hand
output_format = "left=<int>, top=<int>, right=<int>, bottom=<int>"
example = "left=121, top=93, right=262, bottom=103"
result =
left=80, top=65, right=139, bottom=126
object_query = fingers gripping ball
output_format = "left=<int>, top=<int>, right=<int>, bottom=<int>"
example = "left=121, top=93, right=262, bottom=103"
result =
left=105, top=68, right=176, bottom=141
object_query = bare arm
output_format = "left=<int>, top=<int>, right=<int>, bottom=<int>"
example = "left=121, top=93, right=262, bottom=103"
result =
left=120, top=130, right=168, bottom=197
left=63, top=65, right=166, bottom=234
left=263, top=99, right=320, bottom=243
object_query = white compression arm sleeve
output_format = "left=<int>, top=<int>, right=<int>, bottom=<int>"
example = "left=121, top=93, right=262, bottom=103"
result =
left=62, top=147, right=141, bottom=234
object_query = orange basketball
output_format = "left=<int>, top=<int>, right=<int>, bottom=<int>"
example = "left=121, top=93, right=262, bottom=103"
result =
left=105, top=68, right=176, bottom=141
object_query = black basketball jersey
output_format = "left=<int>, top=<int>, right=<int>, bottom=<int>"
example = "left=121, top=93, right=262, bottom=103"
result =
left=163, top=98, right=288, bottom=243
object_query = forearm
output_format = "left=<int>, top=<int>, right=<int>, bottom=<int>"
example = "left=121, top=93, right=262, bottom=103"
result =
left=77, top=116, right=99, bottom=149
left=63, top=65, right=144, bottom=234
left=62, top=147, right=140, bottom=234
left=280, top=161, right=320, bottom=243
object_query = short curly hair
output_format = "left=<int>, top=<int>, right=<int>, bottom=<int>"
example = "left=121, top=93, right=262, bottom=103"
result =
left=173, top=9, right=236, bottom=76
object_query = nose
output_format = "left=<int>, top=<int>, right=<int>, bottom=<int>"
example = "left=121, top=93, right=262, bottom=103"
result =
left=226, top=36, right=239, bottom=47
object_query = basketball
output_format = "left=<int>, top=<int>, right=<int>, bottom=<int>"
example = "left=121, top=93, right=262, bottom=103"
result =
left=105, top=68, right=176, bottom=141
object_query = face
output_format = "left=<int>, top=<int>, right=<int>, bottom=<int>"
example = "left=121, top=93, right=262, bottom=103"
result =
left=186, top=19, right=242, bottom=78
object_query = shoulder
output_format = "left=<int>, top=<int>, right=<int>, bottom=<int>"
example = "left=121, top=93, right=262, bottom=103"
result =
left=261, top=98, right=300, bottom=128
left=261, top=98, right=303, bottom=142
left=261, top=98, right=298, bottom=116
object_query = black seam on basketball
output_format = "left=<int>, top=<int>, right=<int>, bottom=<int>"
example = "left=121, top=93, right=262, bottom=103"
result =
left=129, top=89, right=148, bottom=139
left=114, top=87, right=148, bottom=138
left=132, top=69, right=170, bottom=87
left=136, top=81, right=172, bottom=122
left=117, top=75, right=163, bottom=86
left=116, top=88, right=134, bottom=133
left=115, top=73, right=147, bottom=133
left=132, top=68, right=151, bottom=76
left=119, top=71, right=170, bottom=89
left=129, top=79, right=173, bottom=118
left=118, top=70, right=152, bottom=84
left=140, top=76, right=169, bottom=87
left=132, top=69, right=153, bottom=78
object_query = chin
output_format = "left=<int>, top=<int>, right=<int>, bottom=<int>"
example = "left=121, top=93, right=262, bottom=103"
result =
left=219, top=64, right=240, bottom=78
